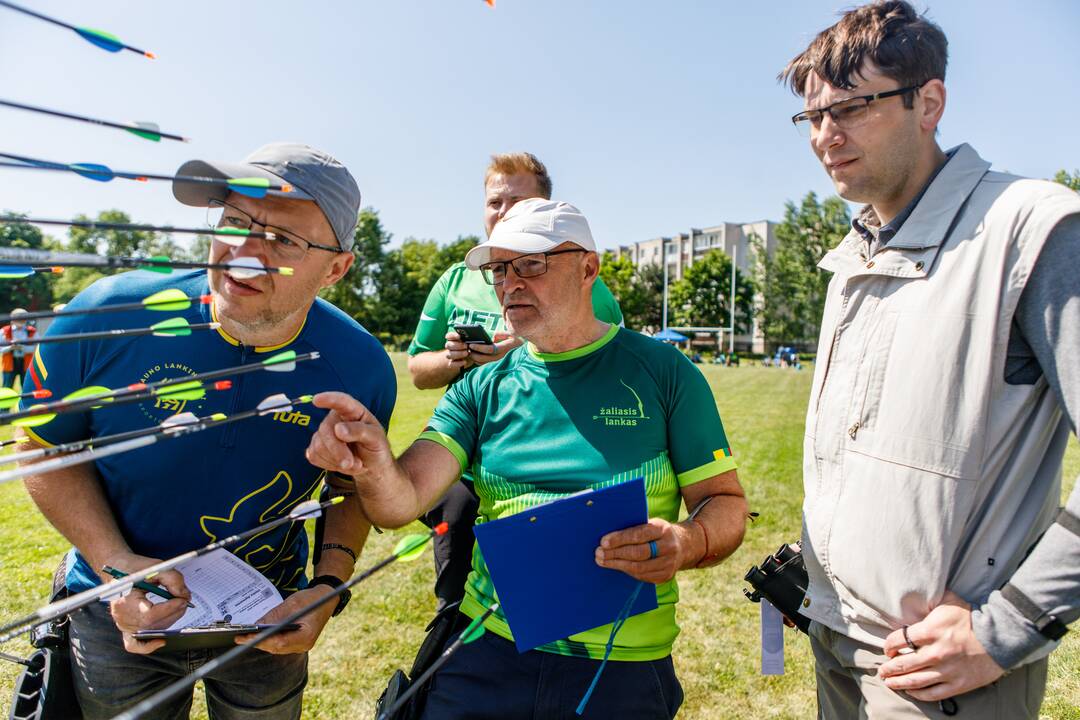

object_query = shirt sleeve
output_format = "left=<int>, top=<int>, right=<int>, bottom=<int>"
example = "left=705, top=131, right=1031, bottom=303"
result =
left=972, top=212, right=1080, bottom=670
left=408, top=269, right=452, bottom=356
left=18, top=310, right=94, bottom=448
left=418, top=373, right=480, bottom=475
left=591, top=276, right=624, bottom=327
left=664, top=348, right=737, bottom=487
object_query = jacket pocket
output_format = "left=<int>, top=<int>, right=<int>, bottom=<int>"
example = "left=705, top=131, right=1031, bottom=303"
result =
left=849, top=309, right=988, bottom=480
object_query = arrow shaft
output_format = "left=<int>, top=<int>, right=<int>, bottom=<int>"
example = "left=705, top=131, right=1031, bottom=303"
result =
left=0, top=246, right=289, bottom=276
left=0, top=154, right=289, bottom=191
left=0, top=322, right=217, bottom=348
left=376, top=603, right=500, bottom=720
left=0, top=0, right=74, bottom=31
left=0, top=294, right=208, bottom=324
left=0, top=396, right=305, bottom=475
left=0, top=99, right=187, bottom=142
left=0, top=498, right=340, bottom=644
left=0, top=352, right=318, bottom=425
left=1, top=217, right=272, bottom=241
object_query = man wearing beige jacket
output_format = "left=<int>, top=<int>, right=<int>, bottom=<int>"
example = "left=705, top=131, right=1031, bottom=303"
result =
left=783, top=2, right=1080, bottom=717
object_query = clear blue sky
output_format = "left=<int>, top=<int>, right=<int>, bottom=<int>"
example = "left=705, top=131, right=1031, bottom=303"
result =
left=1, top=1, right=1077, bottom=252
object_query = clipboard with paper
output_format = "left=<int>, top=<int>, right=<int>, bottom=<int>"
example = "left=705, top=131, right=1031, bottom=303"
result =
left=472, top=476, right=658, bottom=652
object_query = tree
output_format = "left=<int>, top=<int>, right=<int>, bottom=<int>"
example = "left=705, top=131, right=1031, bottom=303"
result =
left=1053, top=169, right=1080, bottom=192
left=318, top=208, right=391, bottom=320
left=437, top=235, right=479, bottom=268
left=52, top=210, right=163, bottom=304
left=754, top=192, right=850, bottom=349
left=0, top=217, right=53, bottom=312
left=668, top=249, right=754, bottom=332
left=598, top=252, right=663, bottom=331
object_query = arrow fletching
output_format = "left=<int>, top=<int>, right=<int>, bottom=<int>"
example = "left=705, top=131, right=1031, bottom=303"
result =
left=461, top=615, right=488, bottom=644
left=263, top=350, right=300, bottom=373
left=155, top=380, right=206, bottom=402
left=150, top=317, right=193, bottom=337
left=226, top=256, right=273, bottom=279
left=126, top=121, right=162, bottom=142
left=0, top=266, right=34, bottom=279
left=142, top=288, right=194, bottom=312
left=74, top=27, right=123, bottom=53
left=256, top=393, right=292, bottom=415
left=393, top=534, right=432, bottom=562
left=69, top=162, right=115, bottom=182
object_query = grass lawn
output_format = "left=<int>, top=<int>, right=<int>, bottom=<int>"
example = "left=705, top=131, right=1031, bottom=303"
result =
left=0, top=353, right=1076, bottom=718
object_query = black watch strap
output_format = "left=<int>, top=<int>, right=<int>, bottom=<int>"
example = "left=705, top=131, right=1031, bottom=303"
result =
left=308, top=575, right=351, bottom=617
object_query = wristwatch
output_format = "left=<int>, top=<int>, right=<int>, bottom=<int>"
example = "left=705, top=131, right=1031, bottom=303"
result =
left=307, top=575, right=351, bottom=617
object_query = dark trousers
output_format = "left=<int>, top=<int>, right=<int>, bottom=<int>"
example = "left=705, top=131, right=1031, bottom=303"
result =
left=420, top=627, right=683, bottom=720
left=68, top=601, right=307, bottom=720
left=420, top=479, right=479, bottom=610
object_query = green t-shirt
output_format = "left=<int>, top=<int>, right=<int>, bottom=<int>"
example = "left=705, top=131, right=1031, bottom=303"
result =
left=419, top=324, right=737, bottom=661
left=407, top=261, right=624, bottom=355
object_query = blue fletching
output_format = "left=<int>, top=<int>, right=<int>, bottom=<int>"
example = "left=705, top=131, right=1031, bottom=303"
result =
left=0, top=267, right=35, bottom=279
left=70, top=163, right=115, bottom=182
left=228, top=184, right=268, bottom=199
left=75, top=27, right=124, bottom=53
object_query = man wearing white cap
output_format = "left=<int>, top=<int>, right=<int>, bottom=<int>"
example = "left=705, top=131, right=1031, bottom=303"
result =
left=17, top=143, right=396, bottom=719
left=307, top=199, right=747, bottom=718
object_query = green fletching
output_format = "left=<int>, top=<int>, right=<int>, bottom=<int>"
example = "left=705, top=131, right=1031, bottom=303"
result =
left=264, top=350, right=297, bottom=366
left=150, top=317, right=191, bottom=337
left=0, top=268, right=34, bottom=279
left=64, top=386, right=113, bottom=406
left=0, top=388, right=18, bottom=409
left=142, top=288, right=191, bottom=312
left=140, top=256, right=173, bottom=274
left=393, top=534, right=431, bottom=562
left=125, top=128, right=161, bottom=142
left=227, top=177, right=271, bottom=189
left=155, top=381, right=205, bottom=401
left=11, top=411, right=56, bottom=428
left=216, top=227, right=251, bottom=237
left=461, top=617, right=487, bottom=644
left=79, top=27, right=121, bottom=44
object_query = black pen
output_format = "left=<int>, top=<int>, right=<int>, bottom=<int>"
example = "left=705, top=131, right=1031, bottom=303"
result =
left=101, top=565, right=195, bottom=608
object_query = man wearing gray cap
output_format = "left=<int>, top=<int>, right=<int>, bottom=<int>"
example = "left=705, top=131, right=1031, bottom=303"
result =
left=16, top=143, right=396, bottom=719
left=307, top=199, right=746, bottom=719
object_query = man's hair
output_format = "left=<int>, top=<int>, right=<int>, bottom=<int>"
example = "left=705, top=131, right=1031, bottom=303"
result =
left=484, top=152, right=553, bottom=200
left=780, top=1, right=947, bottom=108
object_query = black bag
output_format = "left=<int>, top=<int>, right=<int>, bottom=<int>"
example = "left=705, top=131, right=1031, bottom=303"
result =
left=9, top=559, right=81, bottom=720
left=374, top=602, right=468, bottom=720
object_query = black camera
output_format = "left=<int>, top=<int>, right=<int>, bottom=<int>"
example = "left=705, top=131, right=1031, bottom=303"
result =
left=743, top=542, right=811, bottom=634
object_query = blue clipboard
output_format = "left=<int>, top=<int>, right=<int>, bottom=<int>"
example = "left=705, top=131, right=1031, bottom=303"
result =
left=472, top=477, right=658, bottom=652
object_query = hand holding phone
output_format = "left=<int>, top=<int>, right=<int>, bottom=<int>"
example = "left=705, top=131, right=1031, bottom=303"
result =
left=453, top=323, right=494, bottom=345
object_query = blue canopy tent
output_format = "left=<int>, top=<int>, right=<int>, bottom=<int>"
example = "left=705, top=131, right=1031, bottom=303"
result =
left=652, top=328, right=689, bottom=343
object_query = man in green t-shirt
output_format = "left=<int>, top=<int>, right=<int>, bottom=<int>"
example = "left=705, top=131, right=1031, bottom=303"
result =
left=407, top=152, right=623, bottom=611
left=308, top=199, right=746, bottom=719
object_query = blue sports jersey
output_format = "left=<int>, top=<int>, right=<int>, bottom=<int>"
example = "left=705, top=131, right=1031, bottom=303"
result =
left=20, top=270, right=396, bottom=594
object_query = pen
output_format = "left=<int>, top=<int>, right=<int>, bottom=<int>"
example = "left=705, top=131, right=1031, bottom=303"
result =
left=101, top=565, right=196, bottom=608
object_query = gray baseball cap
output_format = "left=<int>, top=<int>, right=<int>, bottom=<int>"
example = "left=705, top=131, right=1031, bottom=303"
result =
left=172, top=142, right=361, bottom=250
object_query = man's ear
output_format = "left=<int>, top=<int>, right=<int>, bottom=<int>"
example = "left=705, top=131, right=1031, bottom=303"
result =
left=582, top=252, right=600, bottom=283
left=918, top=79, right=946, bottom=134
left=321, top=251, right=355, bottom=288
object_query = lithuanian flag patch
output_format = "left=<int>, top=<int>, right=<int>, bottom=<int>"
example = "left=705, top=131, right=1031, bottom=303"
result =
left=713, top=447, right=733, bottom=460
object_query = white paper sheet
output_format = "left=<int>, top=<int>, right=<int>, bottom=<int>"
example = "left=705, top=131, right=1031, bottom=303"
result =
left=147, top=548, right=283, bottom=630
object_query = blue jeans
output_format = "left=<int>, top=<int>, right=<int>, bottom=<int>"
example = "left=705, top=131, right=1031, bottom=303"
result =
left=68, top=601, right=307, bottom=720
left=420, top=627, right=683, bottom=720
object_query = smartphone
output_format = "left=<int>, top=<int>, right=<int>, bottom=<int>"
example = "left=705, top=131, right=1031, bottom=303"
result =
left=453, top=323, right=493, bottom=345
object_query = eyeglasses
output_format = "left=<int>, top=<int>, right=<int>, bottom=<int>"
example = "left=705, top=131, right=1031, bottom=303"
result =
left=791, top=85, right=920, bottom=136
left=479, top=248, right=586, bottom=285
left=205, top=199, right=343, bottom=262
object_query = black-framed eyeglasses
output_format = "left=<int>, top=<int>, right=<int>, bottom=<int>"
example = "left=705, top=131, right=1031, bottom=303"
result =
left=479, top=248, right=586, bottom=285
left=205, top=198, right=344, bottom=262
left=791, top=85, right=920, bottom=136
